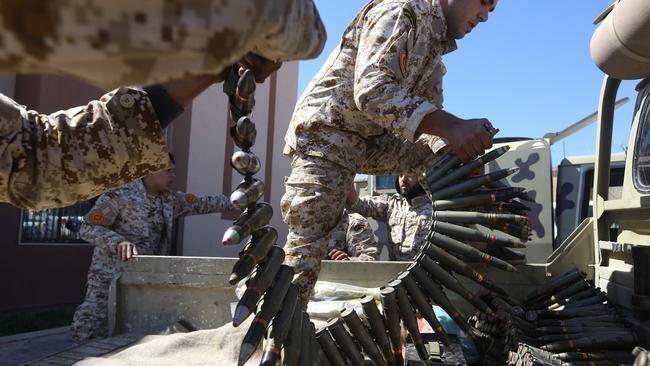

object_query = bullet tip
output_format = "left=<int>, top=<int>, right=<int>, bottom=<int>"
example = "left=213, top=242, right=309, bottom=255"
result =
left=233, top=306, right=252, bottom=327
left=222, top=229, right=241, bottom=246
left=238, top=343, right=256, bottom=366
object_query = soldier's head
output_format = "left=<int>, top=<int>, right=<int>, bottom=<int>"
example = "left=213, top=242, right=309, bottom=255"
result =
left=397, top=175, right=426, bottom=202
left=143, top=153, right=177, bottom=193
left=440, top=0, right=497, bottom=40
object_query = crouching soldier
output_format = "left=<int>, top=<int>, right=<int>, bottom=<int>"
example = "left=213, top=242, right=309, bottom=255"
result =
left=71, top=156, right=235, bottom=342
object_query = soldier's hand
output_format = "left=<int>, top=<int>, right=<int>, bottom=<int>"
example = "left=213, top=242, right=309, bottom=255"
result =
left=238, top=53, right=282, bottom=83
left=446, top=118, right=494, bottom=163
left=328, top=249, right=350, bottom=261
left=417, top=111, right=494, bottom=163
left=117, top=241, right=139, bottom=261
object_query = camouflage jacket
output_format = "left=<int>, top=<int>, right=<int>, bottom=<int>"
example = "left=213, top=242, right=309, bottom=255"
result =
left=80, top=180, right=234, bottom=256
left=284, top=0, right=455, bottom=171
left=329, top=211, right=379, bottom=261
left=0, top=88, right=170, bottom=210
left=350, top=194, right=432, bottom=261
left=0, top=0, right=326, bottom=88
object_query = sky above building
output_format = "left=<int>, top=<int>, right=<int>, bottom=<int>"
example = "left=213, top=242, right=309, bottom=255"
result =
left=297, top=0, right=640, bottom=165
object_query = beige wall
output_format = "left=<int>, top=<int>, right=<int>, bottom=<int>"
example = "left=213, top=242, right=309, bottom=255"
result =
left=177, top=62, right=299, bottom=257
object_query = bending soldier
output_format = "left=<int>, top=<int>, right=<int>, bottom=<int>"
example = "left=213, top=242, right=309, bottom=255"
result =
left=71, top=156, right=235, bottom=342
left=282, top=0, right=498, bottom=305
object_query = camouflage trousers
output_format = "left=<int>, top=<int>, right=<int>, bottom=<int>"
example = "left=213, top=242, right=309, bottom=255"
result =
left=71, top=248, right=117, bottom=343
left=282, top=133, right=443, bottom=306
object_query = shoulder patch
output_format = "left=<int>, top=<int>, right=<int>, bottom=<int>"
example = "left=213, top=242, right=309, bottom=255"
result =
left=185, top=193, right=197, bottom=204
left=88, top=209, right=106, bottom=225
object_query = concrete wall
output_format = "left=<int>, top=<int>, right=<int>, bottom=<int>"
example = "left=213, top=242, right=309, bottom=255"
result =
left=177, top=62, right=298, bottom=257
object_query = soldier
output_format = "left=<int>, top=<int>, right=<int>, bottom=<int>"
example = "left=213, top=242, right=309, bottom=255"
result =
left=327, top=210, right=379, bottom=262
left=282, top=0, right=498, bottom=305
left=0, top=0, right=326, bottom=89
left=71, top=156, right=235, bottom=342
left=347, top=175, right=430, bottom=261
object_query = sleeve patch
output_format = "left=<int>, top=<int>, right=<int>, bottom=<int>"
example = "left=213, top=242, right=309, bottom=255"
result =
left=185, top=193, right=197, bottom=204
left=88, top=210, right=105, bottom=225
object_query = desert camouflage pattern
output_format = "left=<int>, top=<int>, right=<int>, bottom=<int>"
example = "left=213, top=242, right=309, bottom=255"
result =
left=0, top=0, right=326, bottom=88
left=282, top=0, right=454, bottom=306
left=329, top=210, right=379, bottom=261
left=284, top=0, right=454, bottom=171
left=351, top=194, right=432, bottom=261
left=283, top=147, right=439, bottom=305
left=0, top=87, right=170, bottom=210
left=71, top=179, right=233, bottom=342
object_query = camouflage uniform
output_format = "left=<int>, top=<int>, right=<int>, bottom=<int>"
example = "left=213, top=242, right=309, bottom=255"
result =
left=350, top=194, right=432, bottom=261
left=328, top=211, right=379, bottom=261
left=0, top=87, right=171, bottom=210
left=0, top=0, right=326, bottom=89
left=71, top=180, right=233, bottom=342
left=282, top=0, right=456, bottom=304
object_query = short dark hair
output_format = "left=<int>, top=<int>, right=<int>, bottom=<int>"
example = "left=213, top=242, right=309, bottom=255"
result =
left=168, top=153, right=176, bottom=164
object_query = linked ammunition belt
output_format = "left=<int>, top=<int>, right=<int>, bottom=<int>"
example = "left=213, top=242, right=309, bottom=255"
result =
left=464, top=267, right=639, bottom=366
left=301, top=143, right=534, bottom=365
left=221, top=69, right=626, bottom=365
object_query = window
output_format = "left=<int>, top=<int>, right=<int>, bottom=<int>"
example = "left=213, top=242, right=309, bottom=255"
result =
left=375, top=175, right=397, bottom=193
left=20, top=199, right=96, bottom=244
left=633, top=80, right=650, bottom=193
left=580, top=167, right=625, bottom=223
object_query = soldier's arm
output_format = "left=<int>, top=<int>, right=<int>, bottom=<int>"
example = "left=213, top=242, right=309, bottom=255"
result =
left=353, top=3, right=492, bottom=162
left=172, top=192, right=237, bottom=217
left=345, top=214, right=380, bottom=262
left=79, top=193, right=126, bottom=253
left=0, top=87, right=171, bottom=210
left=252, top=0, right=326, bottom=63
left=0, top=1, right=325, bottom=88
left=0, top=69, right=225, bottom=210
left=353, top=2, right=439, bottom=143
left=348, top=193, right=391, bottom=222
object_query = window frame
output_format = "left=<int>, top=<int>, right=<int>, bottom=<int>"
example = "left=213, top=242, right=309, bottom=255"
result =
left=632, top=81, right=650, bottom=194
left=374, top=175, right=398, bottom=194
left=18, top=201, right=95, bottom=246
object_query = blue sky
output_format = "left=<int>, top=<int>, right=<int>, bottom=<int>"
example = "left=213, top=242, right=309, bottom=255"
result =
left=297, top=0, right=640, bottom=165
